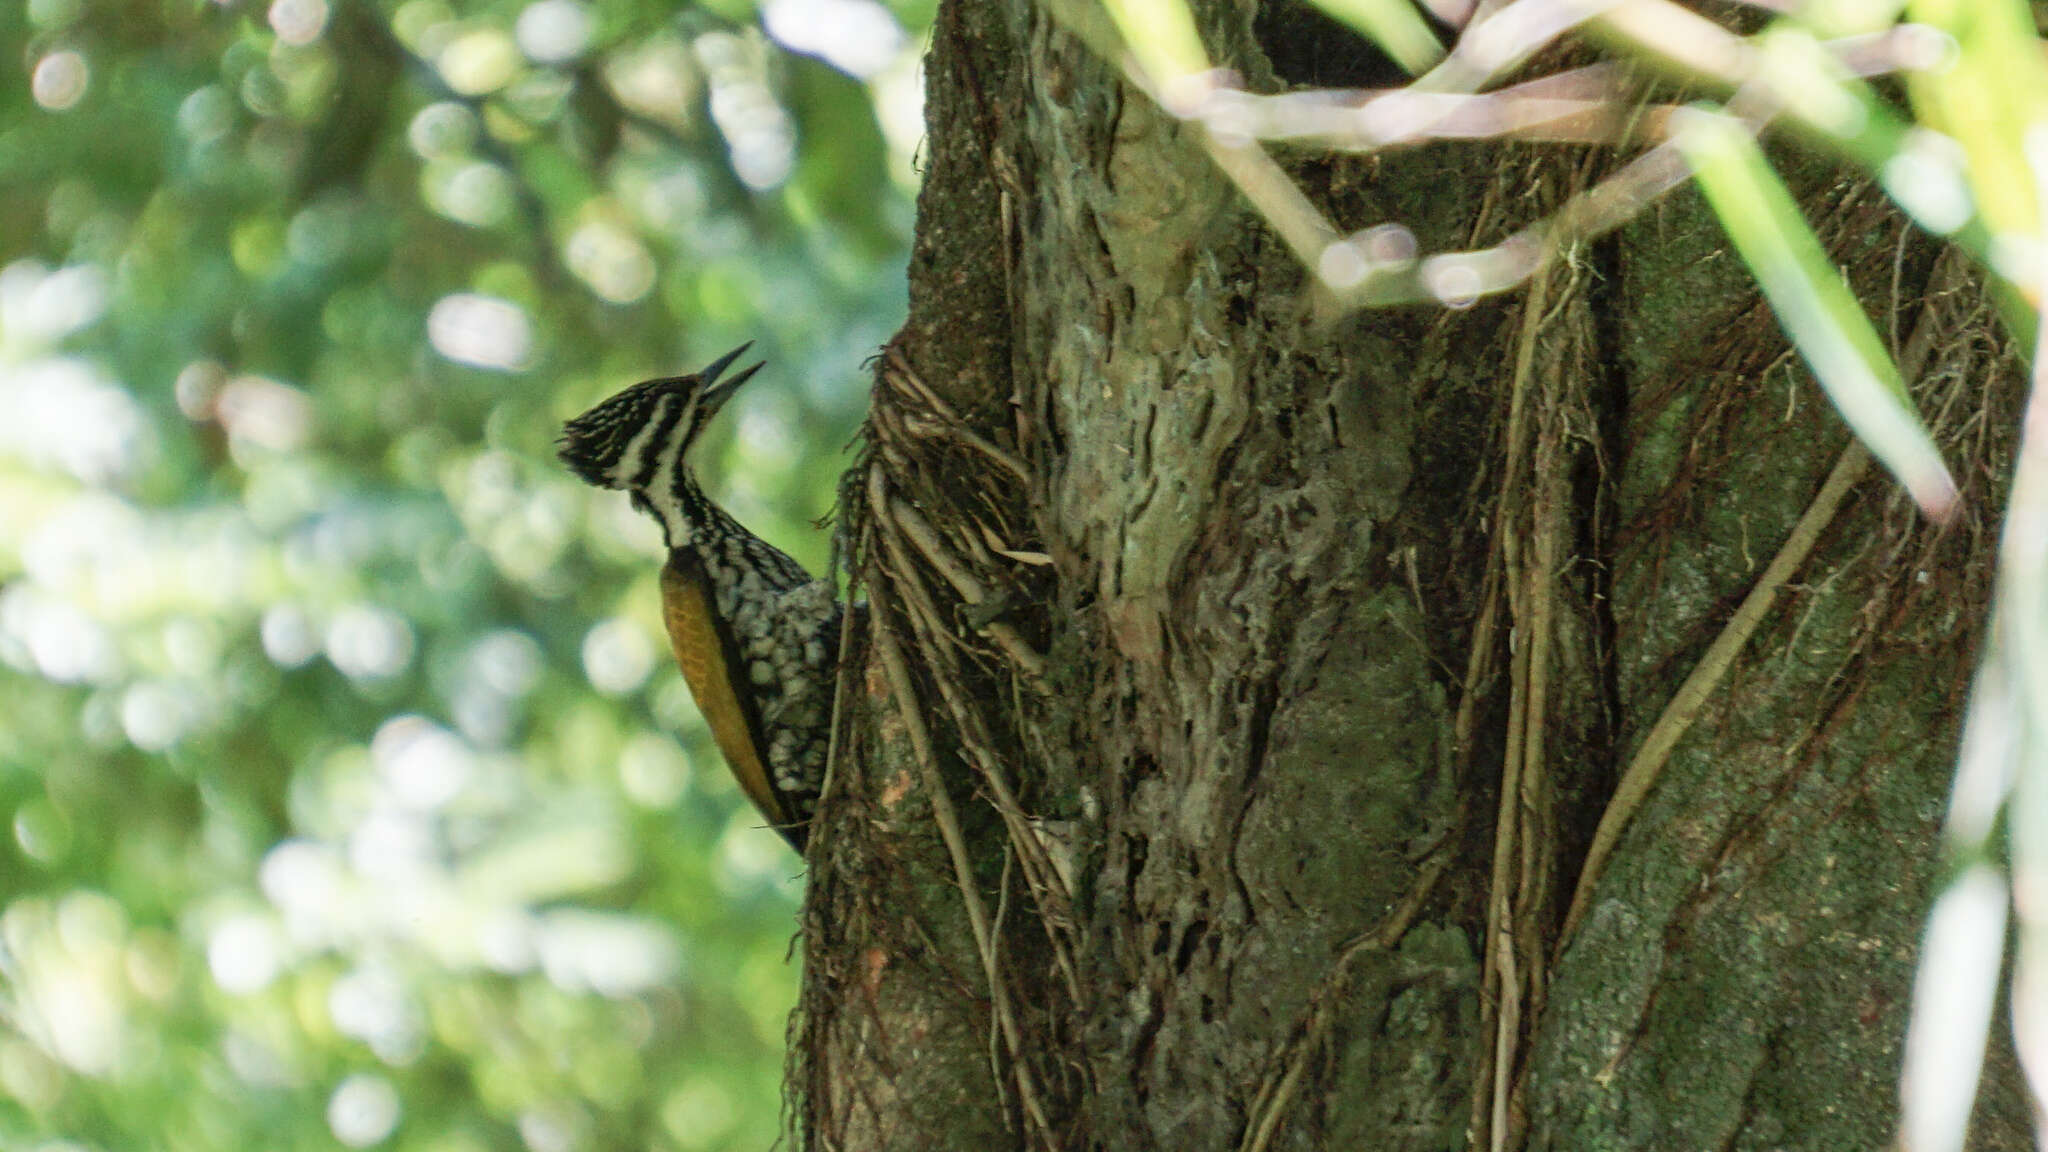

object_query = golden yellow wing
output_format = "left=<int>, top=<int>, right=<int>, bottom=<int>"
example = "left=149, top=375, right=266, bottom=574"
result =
left=659, top=559, right=789, bottom=829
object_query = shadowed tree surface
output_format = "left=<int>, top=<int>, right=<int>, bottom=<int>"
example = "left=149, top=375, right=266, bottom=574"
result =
left=798, top=2, right=2034, bottom=1148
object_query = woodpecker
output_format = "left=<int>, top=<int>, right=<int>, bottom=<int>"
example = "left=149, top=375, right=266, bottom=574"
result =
left=558, top=344, right=838, bottom=851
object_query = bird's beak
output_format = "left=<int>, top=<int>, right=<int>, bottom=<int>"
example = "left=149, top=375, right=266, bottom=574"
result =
left=697, top=342, right=764, bottom=417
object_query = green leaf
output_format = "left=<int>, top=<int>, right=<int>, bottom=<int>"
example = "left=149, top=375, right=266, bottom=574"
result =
left=1301, top=0, right=1444, bottom=75
left=1906, top=0, right=2048, bottom=242
left=1677, top=107, right=1958, bottom=518
left=1101, top=0, right=1212, bottom=101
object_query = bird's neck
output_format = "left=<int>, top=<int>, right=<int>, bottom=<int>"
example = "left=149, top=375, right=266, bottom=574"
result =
left=645, top=464, right=704, bottom=550
left=646, top=467, right=751, bottom=556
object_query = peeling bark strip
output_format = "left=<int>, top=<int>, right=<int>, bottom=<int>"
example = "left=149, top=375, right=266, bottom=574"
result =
left=797, top=2, right=2032, bottom=1149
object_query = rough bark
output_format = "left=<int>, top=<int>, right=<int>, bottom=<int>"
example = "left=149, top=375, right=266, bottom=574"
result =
left=796, top=2, right=2032, bottom=1149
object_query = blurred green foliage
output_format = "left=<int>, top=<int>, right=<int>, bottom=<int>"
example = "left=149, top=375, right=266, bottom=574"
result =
left=0, top=0, right=924, bottom=1147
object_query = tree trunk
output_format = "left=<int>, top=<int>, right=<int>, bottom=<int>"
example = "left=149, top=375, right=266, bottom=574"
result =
left=795, top=3, right=2033, bottom=1149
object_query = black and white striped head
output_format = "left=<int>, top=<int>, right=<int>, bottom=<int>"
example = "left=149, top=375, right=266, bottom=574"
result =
left=558, top=343, right=763, bottom=540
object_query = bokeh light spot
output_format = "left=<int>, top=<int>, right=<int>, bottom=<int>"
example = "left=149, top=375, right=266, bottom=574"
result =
left=326, top=604, right=416, bottom=681
left=218, top=374, right=314, bottom=459
left=438, top=29, right=521, bottom=96
left=2, top=260, right=109, bottom=345
left=716, top=817, right=799, bottom=898
left=178, top=85, right=236, bottom=142
left=762, top=0, right=905, bottom=79
left=0, top=586, right=118, bottom=684
left=565, top=220, right=656, bottom=304
left=31, top=51, right=89, bottom=112
left=261, top=604, right=321, bottom=668
left=605, top=37, right=695, bottom=125
left=516, top=0, right=593, bottom=64
left=581, top=617, right=654, bottom=696
left=120, top=680, right=192, bottom=751
left=208, top=913, right=284, bottom=994
left=518, top=1108, right=581, bottom=1152
left=373, top=715, right=475, bottom=811
left=536, top=910, right=681, bottom=997
left=259, top=839, right=348, bottom=941
left=696, top=33, right=795, bottom=190
left=329, top=965, right=423, bottom=1061
left=662, top=1081, right=737, bottom=1149
left=428, top=294, right=534, bottom=372
left=0, top=359, right=145, bottom=485
left=268, top=0, right=330, bottom=45
left=348, top=809, right=434, bottom=884
left=408, top=101, right=478, bottom=159
left=427, top=160, right=517, bottom=228
left=328, top=1073, right=401, bottom=1147
left=619, top=732, right=689, bottom=809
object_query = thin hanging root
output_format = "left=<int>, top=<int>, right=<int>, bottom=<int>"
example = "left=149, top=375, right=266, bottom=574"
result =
left=870, top=493, right=1080, bottom=1001
left=871, top=585, right=1054, bottom=1145
left=882, top=347, right=1033, bottom=483
left=1559, top=440, right=1871, bottom=939
left=1239, top=527, right=1505, bottom=1152
left=888, top=495, right=1048, bottom=680
left=1236, top=848, right=1455, bottom=1152
left=1473, top=244, right=1567, bottom=1152
left=809, top=528, right=865, bottom=857
left=1559, top=248, right=1962, bottom=942
left=867, top=457, right=1077, bottom=1137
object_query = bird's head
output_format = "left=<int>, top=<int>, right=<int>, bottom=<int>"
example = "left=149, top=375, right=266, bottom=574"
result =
left=558, top=342, right=763, bottom=493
